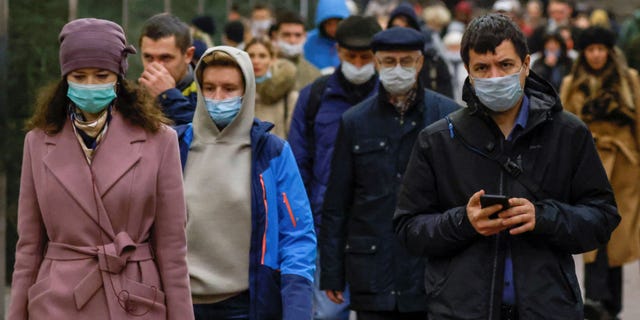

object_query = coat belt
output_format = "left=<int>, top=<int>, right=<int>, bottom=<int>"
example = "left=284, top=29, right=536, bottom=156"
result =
left=44, top=232, right=154, bottom=310
left=594, top=135, right=639, bottom=165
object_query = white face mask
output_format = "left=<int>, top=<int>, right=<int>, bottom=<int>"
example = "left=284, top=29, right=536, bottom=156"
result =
left=341, top=61, right=375, bottom=85
left=378, top=65, right=417, bottom=95
left=471, top=66, right=524, bottom=112
left=277, top=40, right=304, bottom=58
left=251, top=19, right=271, bottom=37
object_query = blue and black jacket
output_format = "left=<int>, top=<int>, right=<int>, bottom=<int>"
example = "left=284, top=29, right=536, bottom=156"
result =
left=177, top=120, right=317, bottom=319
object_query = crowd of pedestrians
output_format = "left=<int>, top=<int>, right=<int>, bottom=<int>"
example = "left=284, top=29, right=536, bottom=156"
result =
left=7, top=1, right=640, bottom=319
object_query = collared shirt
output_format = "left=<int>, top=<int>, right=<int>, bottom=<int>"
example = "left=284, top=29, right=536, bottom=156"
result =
left=507, top=95, right=529, bottom=141
left=503, top=95, right=529, bottom=306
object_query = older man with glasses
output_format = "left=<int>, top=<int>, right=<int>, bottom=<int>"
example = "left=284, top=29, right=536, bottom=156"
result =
left=319, top=27, right=459, bottom=320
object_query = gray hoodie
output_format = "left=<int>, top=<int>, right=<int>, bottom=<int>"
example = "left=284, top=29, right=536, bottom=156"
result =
left=184, top=46, right=256, bottom=303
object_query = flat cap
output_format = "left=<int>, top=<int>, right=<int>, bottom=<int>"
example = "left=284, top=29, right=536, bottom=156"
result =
left=336, top=15, right=382, bottom=50
left=371, top=27, right=424, bottom=52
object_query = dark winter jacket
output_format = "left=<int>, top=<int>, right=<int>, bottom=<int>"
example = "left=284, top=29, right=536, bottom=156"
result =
left=288, top=68, right=378, bottom=230
left=158, top=68, right=198, bottom=125
left=393, top=71, right=620, bottom=319
left=320, top=86, right=459, bottom=311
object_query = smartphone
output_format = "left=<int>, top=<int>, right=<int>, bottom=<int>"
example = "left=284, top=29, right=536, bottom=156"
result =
left=480, top=194, right=510, bottom=219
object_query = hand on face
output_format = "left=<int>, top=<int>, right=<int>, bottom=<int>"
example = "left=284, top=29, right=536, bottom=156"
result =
left=466, top=190, right=536, bottom=236
left=138, top=61, right=176, bottom=97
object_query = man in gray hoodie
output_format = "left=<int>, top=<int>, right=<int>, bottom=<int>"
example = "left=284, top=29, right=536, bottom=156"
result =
left=181, top=46, right=317, bottom=319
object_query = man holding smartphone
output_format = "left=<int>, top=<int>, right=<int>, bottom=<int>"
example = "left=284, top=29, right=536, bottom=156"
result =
left=394, top=14, right=620, bottom=320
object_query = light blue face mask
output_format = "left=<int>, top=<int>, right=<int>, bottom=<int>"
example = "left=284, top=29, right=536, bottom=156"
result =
left=471, top=67, right=524, bottom=112
left=205, top=96, right=243, bottom=127
left=255, top=70, right=272, bottom=84
left=67, top=81, right=117, bottom=114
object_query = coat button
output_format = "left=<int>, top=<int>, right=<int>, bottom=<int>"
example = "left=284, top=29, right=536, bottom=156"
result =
left=371, top=245, right=376, bottom=250
left=411, top=121, right=416, bottom=126
left=379, top=141, right=385, bottom=147
left=354, top=145, right=360, bottom=151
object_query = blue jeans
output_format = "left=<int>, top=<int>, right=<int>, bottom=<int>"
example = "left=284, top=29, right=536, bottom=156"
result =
left=313, top=253, right=351, bottom=320
left=194, top=291, right=250, bottom=320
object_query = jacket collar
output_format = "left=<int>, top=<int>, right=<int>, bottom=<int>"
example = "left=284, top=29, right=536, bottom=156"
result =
left=43, top=111, right=145, bottom=237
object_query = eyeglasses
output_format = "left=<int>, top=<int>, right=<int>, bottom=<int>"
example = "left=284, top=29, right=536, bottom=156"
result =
left=376, top=55, right=421, bottom=68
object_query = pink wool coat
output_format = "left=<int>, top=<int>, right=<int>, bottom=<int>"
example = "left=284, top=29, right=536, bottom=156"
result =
left=8, top=111, right=194, bottom=319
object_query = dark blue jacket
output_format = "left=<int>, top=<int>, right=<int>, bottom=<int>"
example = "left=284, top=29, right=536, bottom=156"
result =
left=320, top=87, right=459, bottom=311
left=177, top=120, right=317, bottom=320
left=159, top=81, right=198, bottom=125
left=288, top=70, right=379, bottom=231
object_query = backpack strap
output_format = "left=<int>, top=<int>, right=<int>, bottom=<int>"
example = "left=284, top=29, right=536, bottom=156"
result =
left=445, top=113, right=549, bottom=200
left=305, top=74, right=331, bottom=157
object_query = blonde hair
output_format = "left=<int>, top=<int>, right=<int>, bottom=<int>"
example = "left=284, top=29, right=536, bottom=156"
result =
left=589, top=9, right=611, bottom=29
left=197, top=50, right=245, bottom=87
left=245, top=37, right=275, bottom=58
left=423, top=4, right=451, bottom=31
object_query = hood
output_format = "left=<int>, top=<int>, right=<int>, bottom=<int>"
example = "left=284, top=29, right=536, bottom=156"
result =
left=192, top=45, right=255, bottom=140
left=387, top=2, right=422, bottom=31
left=315, top=0, right=350, bottom=27
left=257, top=58, right=297, bottom=104
left=462, top=70, right=562, bottom=115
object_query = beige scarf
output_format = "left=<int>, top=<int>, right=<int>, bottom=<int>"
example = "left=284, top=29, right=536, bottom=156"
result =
left=71, top=108, right=109, bottom=164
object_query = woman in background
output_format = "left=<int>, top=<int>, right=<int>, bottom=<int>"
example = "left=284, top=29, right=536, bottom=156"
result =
left=531, top=31, right=574, bottom=91
left=560, top=26, right=640, bottom=320
left=245, top=37, right=298, bottom=138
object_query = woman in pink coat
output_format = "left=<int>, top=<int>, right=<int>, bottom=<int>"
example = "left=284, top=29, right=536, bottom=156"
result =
left=8, top=18, right=193, bottom=319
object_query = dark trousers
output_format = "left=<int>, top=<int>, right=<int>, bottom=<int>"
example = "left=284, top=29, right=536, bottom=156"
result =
left=500, top=304, right=519, bottom=320
left=193, top=291, right=250, bottom=320
left=356, top=310, right=427, bottom=320
left=584, top=246, right=623, bottom=316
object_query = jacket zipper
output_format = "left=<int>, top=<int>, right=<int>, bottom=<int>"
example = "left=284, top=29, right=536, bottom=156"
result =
left=489, top=139, right=507, bottom=319
left=282, top=192, right=297, bottom=228
left=259, top=174, right=268, bottom=265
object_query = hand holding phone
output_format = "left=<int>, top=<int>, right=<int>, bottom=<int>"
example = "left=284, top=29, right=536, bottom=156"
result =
left=480, top=194, right=510, bottom=219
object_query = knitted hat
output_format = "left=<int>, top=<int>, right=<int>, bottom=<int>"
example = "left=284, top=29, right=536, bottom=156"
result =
left=371, top=27, right=424, bottom=52
left=59, top=18, right=136, bottom=76
left=192, top=15, right=216, bottom=35
left=224, top=20, right=245, bottom=44
left=576, top=26, right=616, bottom=51
left=335, top=15, right=382, bottom=50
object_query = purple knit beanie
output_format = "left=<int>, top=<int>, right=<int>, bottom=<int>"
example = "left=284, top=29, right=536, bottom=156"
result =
left=58, top=18, right=137, bottom=76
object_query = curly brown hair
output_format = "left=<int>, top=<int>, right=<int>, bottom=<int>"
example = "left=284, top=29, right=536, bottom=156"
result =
left=27, top=77, right=170, bottom=134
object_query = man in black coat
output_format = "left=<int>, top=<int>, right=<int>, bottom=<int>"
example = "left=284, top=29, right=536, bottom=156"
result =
left=394, top=14, right=620, bottom=320
left=319, top=27, right=459, bottom=320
